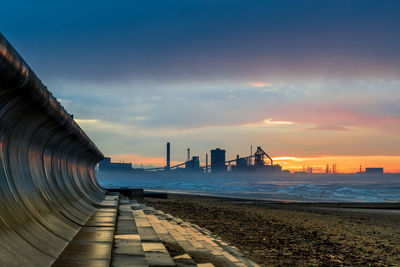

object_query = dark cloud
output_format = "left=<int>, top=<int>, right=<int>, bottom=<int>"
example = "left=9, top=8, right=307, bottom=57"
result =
left=1, top=0, right=400, bottom=82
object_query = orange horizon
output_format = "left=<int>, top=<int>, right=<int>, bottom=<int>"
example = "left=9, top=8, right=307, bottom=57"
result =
left=108, top=154, right=400, bottom=173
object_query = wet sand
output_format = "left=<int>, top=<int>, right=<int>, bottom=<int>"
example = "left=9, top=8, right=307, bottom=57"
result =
left=144, top=194, right=400, bottom=266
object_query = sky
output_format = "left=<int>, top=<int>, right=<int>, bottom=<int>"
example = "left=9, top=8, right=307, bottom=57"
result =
left=2, top=1, right=400, bottom=172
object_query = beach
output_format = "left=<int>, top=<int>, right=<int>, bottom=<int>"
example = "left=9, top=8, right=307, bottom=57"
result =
left=144, top=194, right=400, bottom=266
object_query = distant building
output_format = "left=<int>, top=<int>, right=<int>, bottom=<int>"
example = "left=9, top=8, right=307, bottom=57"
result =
left=263, top=164, right=282, bottom=173
left=99, top=157, right=132, bottom=171
left=211, top=148, right=226, bottom=172
left=236, top=155, right=248, bottom=170
left=185, top=156, right=201, bottom=172
left=365, top=167, right=384, bottom=174
left=166, top=142, right=171, bottom=171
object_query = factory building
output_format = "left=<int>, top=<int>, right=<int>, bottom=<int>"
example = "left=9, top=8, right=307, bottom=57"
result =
left=99, top=157, right=132, bottom=171
left=186, top=156, right=201, bottom=172
left=161, top=143, right=281, bottom=174
left=211, top=148, right=226, bottom=172
left=235, top=155, right=249, bottom=170
left=366, top=167, right=384, bottom=174
left=262, top=164, right=282, bottom=172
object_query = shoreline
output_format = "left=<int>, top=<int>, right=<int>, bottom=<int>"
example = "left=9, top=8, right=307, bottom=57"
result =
left=145, top=190, right=400, bottom=210
left=143, top=194, right=400, bottom=266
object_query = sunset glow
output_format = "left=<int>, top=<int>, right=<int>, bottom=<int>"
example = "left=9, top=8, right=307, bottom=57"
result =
left=250, top=81, right=273, bottom=88
left=107, top=154, right=400, bottom=174
left=3, top=1, right=399, bottom=174
left=273, top=155, right=400, bottom=173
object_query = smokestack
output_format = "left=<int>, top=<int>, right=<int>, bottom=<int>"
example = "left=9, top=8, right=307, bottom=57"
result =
left=187, top=148, right=190, bottom=161
left=166, top=142, right=170, bottom=170
left=206, top=153, right=208, bottom=173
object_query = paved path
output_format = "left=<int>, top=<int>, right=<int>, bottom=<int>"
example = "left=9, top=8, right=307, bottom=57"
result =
left=53, top=194, right=259, bottom=267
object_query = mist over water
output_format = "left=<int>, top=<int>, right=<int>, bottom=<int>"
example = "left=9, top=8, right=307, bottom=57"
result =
left=98, top=171, right=400, bottom=202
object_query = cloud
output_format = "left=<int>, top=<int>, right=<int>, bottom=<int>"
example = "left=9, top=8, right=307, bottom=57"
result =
left=250, top=81, right=273, bottom=88
left=2, top=1, right=400, bottom=164
left=74, top=119, right=99, bottom=124
left=301, top=125, right=354, bottom=131
left=2, top=1, right=400, bottom=83
left=244, top=118, right=295, bottom=128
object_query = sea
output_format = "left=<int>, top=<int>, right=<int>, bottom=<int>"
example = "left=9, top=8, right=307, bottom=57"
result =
left=97, top=171, right=400, bottom=203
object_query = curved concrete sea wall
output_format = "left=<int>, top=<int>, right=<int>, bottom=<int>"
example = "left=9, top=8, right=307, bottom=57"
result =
left=0, top=33, right=106, bottom=265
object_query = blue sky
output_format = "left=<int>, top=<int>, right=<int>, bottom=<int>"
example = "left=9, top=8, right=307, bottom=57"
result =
left=2, top=1, right=400, bottom=171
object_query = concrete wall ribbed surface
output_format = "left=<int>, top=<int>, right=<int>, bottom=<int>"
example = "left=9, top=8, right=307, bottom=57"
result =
left=0, top=33, right=106, bottom=266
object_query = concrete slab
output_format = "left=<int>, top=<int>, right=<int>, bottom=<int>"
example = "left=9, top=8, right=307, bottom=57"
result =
left=112, top=255, right=149, bottom=267
left=95, top=208, right=118, bottom=213
left=137, top=226, right=160, bottom=242
left=131, top=204, right=141, bottom=210
left=114, top=241, right=144, bottom=256
left=147, top=215, right=159, bottom=222
left=52, top=259, right=109, bottom=267
left=119, top=211, right=133, bottom=216
left=91, top=212, right=117, bottom=218
left=115, top=221, right=138, bottom=235
left=114, top=234, right=141, bottom=241
left=179, top=241, right=194, bottom=251
left=174, top=225, right=189, bottom=236
left=197, top=264, right=215, bottom=267
left=80, top=227, right=115, bottom=232
left=211, top=250, right=224, bottom=256
left=120, top=199, right=130, bottom=205
left=97, top=201, right=118, bottom=207
left=142, top=242, right=167, bottom=253
left=118, top=215, right=134, bottom=220
left=90, top=214, right=116, bottom=219
left=160, top=220, right=176, bottom=231
left=105, top=196, right=119, bottom=200
left=85, top=217, right=116, bottom=227
left=119, top=205, right=132, bottom=212
left=58, top=243, right=112, bottom=260
left=135, top=217, right=151, bottom=227
left=221, top=251, right=240, bottom=263
left=72, top=229, right=114, bottom=243
left=132, top=210, right=146, bottom=217
left=169, top=229, right=187, bottom=242
left=150, top=223, right=169, bottom=235
left=145, top=252, right=175, bottom=266
left=172, top=254, right=197, bottom=266
left=157, top=234, right=176, bottom=245
left=187, top=238, right=203, bottom=249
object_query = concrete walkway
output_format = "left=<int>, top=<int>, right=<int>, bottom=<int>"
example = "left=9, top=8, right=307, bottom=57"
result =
left=53, top=194, right=259, bottom=267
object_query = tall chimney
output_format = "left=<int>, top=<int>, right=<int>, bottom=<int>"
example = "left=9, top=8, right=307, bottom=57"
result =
left=166, top=142, right=170, bottom=170
left=205, top=153, right=208, bottom=173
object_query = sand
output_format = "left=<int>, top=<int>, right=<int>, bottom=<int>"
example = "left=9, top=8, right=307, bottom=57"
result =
left=144, top=195, right=400, bottom=266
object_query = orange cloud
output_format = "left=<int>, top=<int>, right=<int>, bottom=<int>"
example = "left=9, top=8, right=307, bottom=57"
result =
left=244, top=118, right=294, bottom=127
left=272, top=104, right=400, bottom=133
left=250, top=81, right=273, bottom=87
